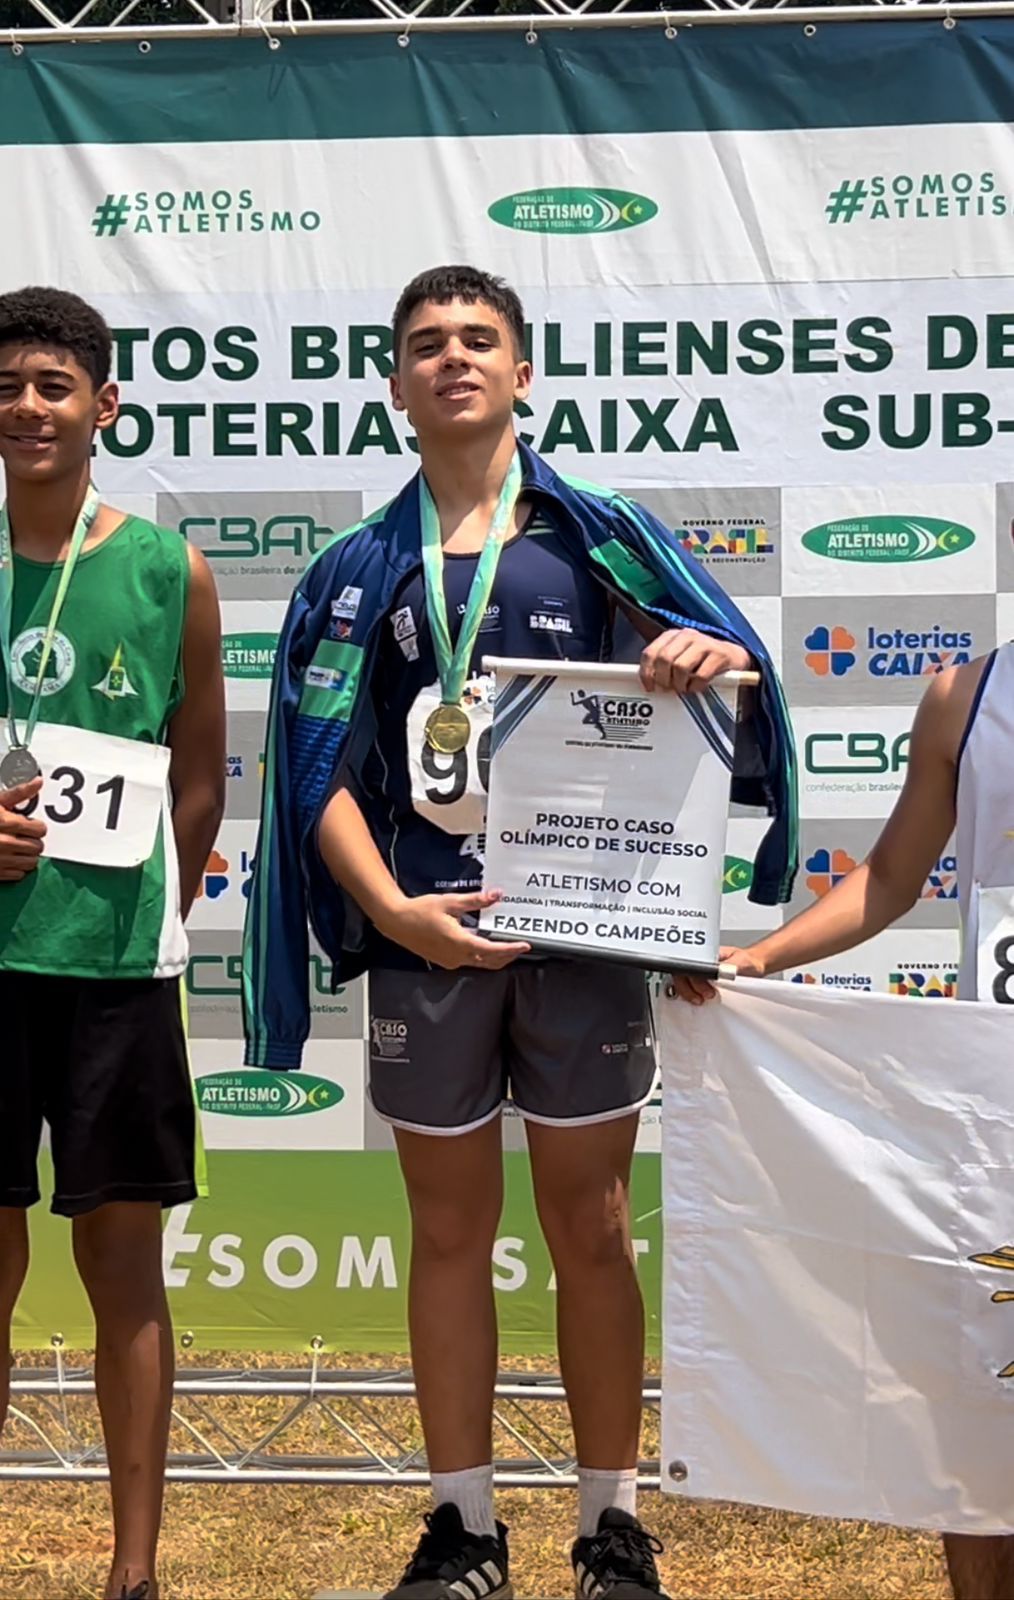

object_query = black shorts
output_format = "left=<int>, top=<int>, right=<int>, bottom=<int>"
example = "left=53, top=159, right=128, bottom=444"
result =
left=369, top=960, right=656, bottom=1135
left=0, top=972, right=199, bottom=1217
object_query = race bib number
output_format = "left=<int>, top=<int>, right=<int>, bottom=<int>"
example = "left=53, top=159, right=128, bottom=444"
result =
left=406, top=678, right=493, bottom=836
left=976, top=884, right=1014, bottom=1004
left=2, top=722, right=171, bottom=869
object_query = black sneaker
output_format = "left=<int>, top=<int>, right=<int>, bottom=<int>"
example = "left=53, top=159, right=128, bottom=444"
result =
left=118, top=1583, right=150, bottom=1600
left=384, top=1501, right=513, bottom=1598
left=571, top=1508, right=670, bottom=1598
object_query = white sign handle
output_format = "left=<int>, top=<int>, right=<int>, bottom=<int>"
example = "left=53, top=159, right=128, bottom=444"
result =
left=482, top=656, right=761, bottom=687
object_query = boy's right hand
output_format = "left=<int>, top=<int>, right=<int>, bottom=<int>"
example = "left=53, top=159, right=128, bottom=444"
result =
left=667, top=944, right=765, bottom=1004
left=375, top=888, right=530, bottom=971
left=0, top=778, right=46, bottom=882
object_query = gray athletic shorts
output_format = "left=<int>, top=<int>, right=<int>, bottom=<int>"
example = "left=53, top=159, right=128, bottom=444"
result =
left=368, top=960, right=656, bottom=1136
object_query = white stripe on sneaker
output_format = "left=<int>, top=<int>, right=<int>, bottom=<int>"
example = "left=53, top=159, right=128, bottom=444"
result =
left=450, top=1566, right=507, bottom=1600
left=573, top=1562, right=605, bottom=1600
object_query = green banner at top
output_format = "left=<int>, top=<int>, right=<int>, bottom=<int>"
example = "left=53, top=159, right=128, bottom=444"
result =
left=1, top=22, right=1012, bottom=146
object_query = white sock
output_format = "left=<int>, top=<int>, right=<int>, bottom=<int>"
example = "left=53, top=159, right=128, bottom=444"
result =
left=431, top=1463, right=497, bottom=1539
left=577, top=1466, right=638, bottom=1538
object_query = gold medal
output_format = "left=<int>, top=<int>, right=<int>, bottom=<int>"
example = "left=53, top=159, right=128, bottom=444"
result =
left=425, top=703, right=471, bottom=754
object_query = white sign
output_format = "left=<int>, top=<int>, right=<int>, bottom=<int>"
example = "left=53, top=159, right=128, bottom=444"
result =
left=479, top=659, right=739, bottom=966
left=2, top=722, right=170, bottom=869
left=661, top=978, right=1014, bottom=1533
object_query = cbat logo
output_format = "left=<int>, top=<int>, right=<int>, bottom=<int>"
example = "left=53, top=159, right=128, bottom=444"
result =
left=805, top=848, right=858, bottom=898
left=569, top=689, right=653, bottom=745
left=802, top=516, right=975, bottom=563
left=922, top=854, right=959, bottom=900
left=187, top=951, right=342, bottom=1004
left=183, top=514, right=334, bottom=563
left=10, top=628, right=75, bottom=696
left=196, top=849, right=253, bottom=901
left=679, top=525, right=775, bottom=559
left=889, top=968, right=957, bottom=998
left=722, top=856, right=754, bottom=894
left=805, top=623, right=973, bottom=679
left=222, top=634, right=277, bottom=679
left=967, top=1244, right=1014, bottom=1379
left=197, top=1071, right=343, bottom=1117
left=488, top=188, right=658, bottom=235
left=805, top=730, right=910, bottom=775
left=187, top=951, right=243, bottom=995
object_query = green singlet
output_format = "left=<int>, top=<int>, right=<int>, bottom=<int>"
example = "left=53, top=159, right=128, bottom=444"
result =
left=0, top=514, right=190, bottom=978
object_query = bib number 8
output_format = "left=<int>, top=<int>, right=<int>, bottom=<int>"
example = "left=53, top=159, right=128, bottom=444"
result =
left=992, top=935, right=1014, bottom=1005
left=18, top=768, right=126, bottom=832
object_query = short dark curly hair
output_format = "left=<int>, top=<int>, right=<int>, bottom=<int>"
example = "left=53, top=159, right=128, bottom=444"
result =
left=0, top=287, right=112, bottom=389
left=393, top=266, right=526, bottom=363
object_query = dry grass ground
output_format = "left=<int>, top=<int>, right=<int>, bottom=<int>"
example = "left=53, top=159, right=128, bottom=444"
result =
left=0, top=1352, right=953, bottom=1600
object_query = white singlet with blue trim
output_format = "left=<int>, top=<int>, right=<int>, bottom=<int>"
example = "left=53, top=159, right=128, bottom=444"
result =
left=955, top=645, right=1014, bottom=999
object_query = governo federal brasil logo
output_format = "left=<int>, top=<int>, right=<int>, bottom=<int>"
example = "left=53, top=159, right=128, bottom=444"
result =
left=489, top=188, right=658, bottom=235
left=197, top=1071, right=343, bottom=1118
left=802, top=515, right=975, bottom=564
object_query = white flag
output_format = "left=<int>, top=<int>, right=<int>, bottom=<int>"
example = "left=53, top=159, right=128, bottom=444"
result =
left=660, top=978, right=1014, bottom=1532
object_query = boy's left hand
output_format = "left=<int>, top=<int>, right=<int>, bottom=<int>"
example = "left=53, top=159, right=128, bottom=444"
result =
left=639, top=629, right=752, bottom=695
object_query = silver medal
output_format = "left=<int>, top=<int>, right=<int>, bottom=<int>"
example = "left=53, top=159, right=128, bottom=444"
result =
left=0, top=746, right=41, bottom=787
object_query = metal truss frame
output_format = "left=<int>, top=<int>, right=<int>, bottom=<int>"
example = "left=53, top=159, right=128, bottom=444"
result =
left=3, top=1346, right=670, bottom=1489
left=5, top=0, right=1014, bottom=51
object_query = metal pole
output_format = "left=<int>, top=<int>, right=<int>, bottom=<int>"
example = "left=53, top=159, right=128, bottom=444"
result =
left=4, top=3, right=1014, bottom=44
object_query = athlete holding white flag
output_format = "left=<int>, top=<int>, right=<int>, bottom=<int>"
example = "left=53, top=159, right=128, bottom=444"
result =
left=671, top=647, right=1014, bottom=1600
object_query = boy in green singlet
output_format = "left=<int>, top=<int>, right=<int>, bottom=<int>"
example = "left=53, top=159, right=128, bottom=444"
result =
left=0, top=288, right=226, bottom=1600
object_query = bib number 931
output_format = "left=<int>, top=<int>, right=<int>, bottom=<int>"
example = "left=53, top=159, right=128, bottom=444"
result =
left=0, top=723, right=171, bottom=869
left=17, top=767, right=125, bottom=831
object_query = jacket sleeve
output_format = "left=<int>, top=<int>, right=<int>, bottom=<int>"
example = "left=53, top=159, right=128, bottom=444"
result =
left=603, top=494, right=799, bottom=907
left=242, top=586, right=316, bottom=1069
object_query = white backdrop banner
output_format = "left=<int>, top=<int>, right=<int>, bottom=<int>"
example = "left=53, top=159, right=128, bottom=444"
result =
left=660, top=979, right=1014, bottom=1531
left=8, top=19, right=1014, bottom=1343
